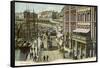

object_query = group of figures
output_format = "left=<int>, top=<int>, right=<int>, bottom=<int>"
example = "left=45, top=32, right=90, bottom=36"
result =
left=43, top=55, right=49, bottom=61
left=26, top=26, right=64, bottom=62
left=30, top=51, right=49, bottom=62
left=30, top=51, right=38, bottom=61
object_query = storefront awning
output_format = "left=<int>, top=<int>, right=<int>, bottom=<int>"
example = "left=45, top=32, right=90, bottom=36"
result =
left=73, top=29, right=90, bottom=33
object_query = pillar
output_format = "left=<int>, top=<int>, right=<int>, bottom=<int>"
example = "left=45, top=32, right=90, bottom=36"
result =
left=84, top=44, right=87, bottom=58
left=68, top=6, right=71, bottom=49
left=74, top=40, right=78, bottom=59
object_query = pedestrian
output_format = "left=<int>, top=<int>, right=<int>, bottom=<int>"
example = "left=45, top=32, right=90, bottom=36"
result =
left=30, top=52, right=33, bottom=59
left=37, top=55, right=39, bottom=62
left=41, top=42, right=44, bottom=49
left=30, top=48, right=33, bottom=59
left=43, top=56, right=45, bottom=61
left=47, top=55, right=49, bottom=61
left=34, top=55, right=37, bottom=61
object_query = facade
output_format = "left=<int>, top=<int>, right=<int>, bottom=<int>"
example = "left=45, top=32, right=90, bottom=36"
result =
left=63, top=6, right=97, bottom=59
left=38, top=11, right=58, bottom=19
left=63, top=6, right=77, bottom=50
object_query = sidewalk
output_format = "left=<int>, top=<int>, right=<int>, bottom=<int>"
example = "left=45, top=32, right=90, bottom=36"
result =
left=15, top=57, right=96, bottom=66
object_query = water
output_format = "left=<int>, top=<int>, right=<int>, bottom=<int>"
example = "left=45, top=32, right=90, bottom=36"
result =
left=15, top=48, right=30, bottom=61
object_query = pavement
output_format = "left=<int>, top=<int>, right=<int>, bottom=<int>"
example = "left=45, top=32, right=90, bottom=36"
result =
left=15, top=57, right=96, bottom=66
left=39, top=49, right=63, bottom=62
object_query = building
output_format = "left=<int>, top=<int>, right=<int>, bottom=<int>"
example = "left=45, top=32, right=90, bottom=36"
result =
left=63, top=6, right=97, bottom=59
left=63, top=6, right=77, bottom=49
left=38, top=11, right=58, bottom=19
left=72, top=7, right=97, bottom=59
left=15, top=12, right=24, bottom=20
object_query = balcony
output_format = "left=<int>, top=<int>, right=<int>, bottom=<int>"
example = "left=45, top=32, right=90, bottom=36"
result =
left=72, top=34, right=87, bottom=43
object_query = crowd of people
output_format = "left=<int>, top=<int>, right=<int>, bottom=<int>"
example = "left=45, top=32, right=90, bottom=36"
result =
left=27, top=26, right=64, bottom=62
left=29, top=50, right=50, bottom=62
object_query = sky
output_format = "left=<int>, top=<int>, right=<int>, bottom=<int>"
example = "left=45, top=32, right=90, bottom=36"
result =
left=15, top=2, right=64, bottom=13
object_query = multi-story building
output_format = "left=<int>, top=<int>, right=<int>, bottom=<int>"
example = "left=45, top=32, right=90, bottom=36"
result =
left=63, top=6, right=77, bottom=49
left=63, top=6, right=97, bottom=59
left=90, top=7, right=97, bottom=57
left=72, top=6, right=97, bottom=59
left=38, top=11, right=58, bottom=19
